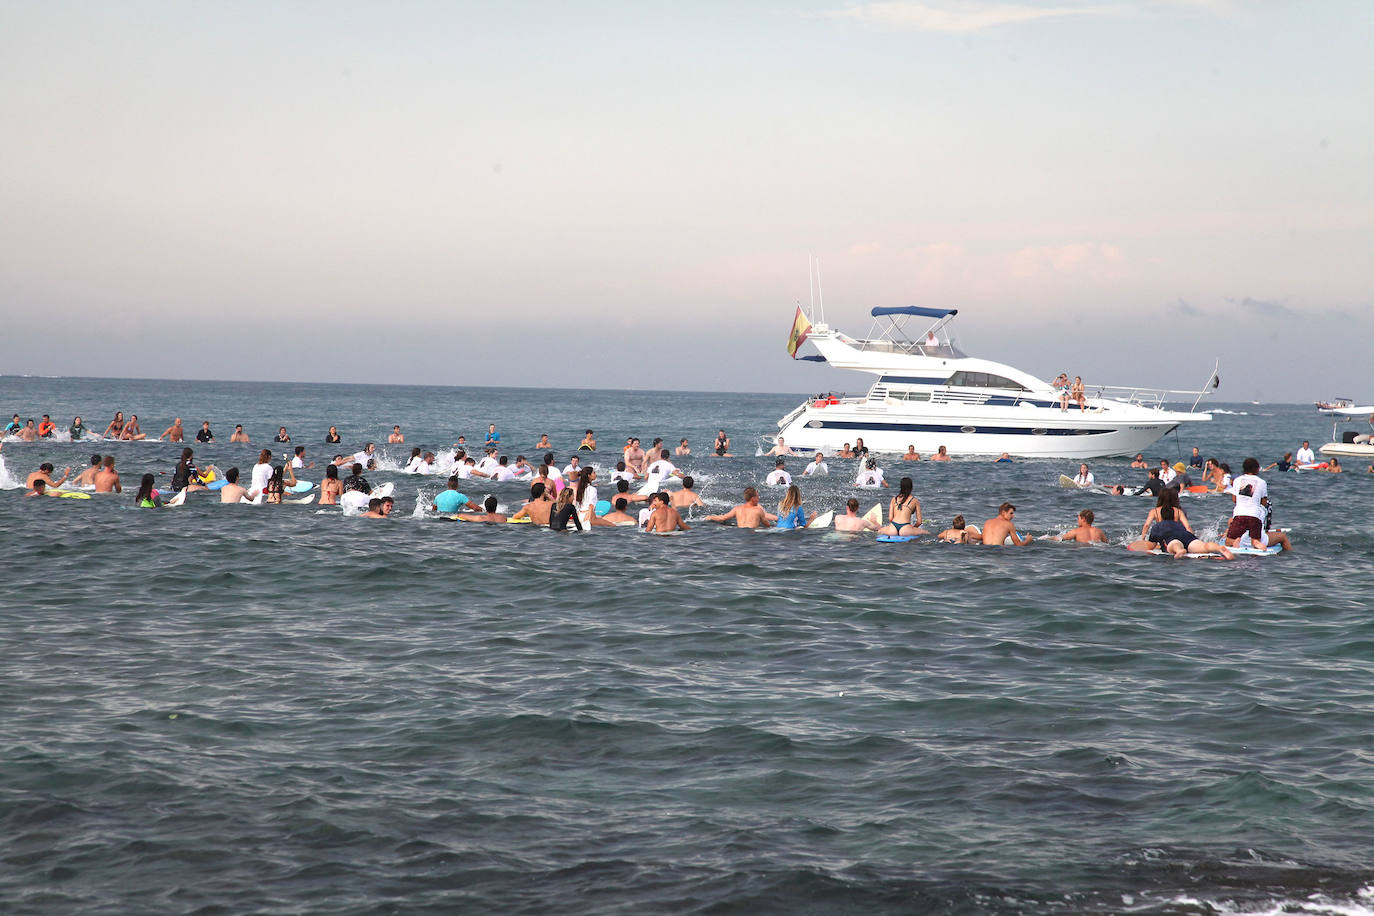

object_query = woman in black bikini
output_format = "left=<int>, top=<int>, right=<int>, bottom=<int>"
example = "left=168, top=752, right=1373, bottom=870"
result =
left=713, top=430, right=731, bottom=457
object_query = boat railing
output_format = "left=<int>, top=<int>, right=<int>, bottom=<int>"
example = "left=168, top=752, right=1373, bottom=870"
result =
left=849, top=339, right=966, bottom=359
left=1089, top=385, right=1211, bottom=411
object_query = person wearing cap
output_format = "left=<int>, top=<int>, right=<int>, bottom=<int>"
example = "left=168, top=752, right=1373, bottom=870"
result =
left=1168, top=461, right=1194, bottom=491
left=765, top=458, right=792, bottom=487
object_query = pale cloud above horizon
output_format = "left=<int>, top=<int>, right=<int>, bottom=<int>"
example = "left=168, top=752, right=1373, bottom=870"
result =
left=819, top=1, right=1117, bottom=33
left=0, top=1, right=1370, bottom=402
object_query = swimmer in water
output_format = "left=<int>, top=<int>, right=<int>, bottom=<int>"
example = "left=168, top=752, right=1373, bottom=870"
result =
left=765, top=437, right=794, bottom=457
left=158, top=418, right=186, bottom=442
left=73, top=454, right=103, bottom=488
left=534, top=433, right=552, bottom=450
left=982, top=502, right=1031, bottom=546
left=1050, top=509, right=1107, bottom=544
left=833, top=498, right=881, bottom=533
left=325, top=426, right=341, bottom=444
left=362, top=497, right=395, bottom=519
left=218, top=467, right=251, bottom=504
left=509, top=481, right=552, bottom=524
left=774, top=485, right=810, bottom=530
left=931, top=445, right=951, bottom=462
left=855, top=457, right=889, bottom=488
left=602, top=497, right=638, bottom=526
left=712, top=429, right=731, bottom=457
left=644, top=491, right=690, bottom=533
left=880, top=477, right=925, bottom=535
left=26, top=462, right=70, bottom=491
left=802, top=453, right=829, bottom=477
left=901, top=446, right=921, bottom=461
left=549, top=488, right=583, bottom=531
left=318, top=464, right=343, bottom=505
left=134, top=473, right=162, bottom=508
left=937, top=514, right=981, bottom=543
left=230, top=425, right=250, bottom=443
left=388, top=425, right=405, bottom=444
left=196, top=421, right=214, bottom=443
left=93, top=456, right=122, bottom=493
left=578, top=429, right=596, bottom=451
left=705, top=487, right=776, bottom=528
left=1137, top=505, right=1234, bottom=559
left=670, top=476, right=705, bottom=511
left=674, top=438, right=690, bottom=456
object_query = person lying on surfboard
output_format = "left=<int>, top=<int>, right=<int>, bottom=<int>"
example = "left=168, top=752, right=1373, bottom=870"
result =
left=937, top=515, right=981, bottom=543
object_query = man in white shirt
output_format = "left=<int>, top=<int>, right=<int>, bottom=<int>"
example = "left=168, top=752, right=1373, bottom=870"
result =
left=475, top=448, right=500, bottom=476
left=1295, top=441, right=1316, bottom=464
left=644, top=449, right=680, bottom=480
left=855, top=457, right=889, bottom=488
left=764, top=459, right=791, bottom=487
left=489, top=456, right=518, bottom=482
left=290, top=446, right=311, bottom=469
left=1223, top=457, right=1291, bottom=550
left=562, top=456, right=584, bottom=481
left=802, top=453, right=829, bottom=477
left=1158, top=459, right=1177, bottom=486
left=511, top=456, right=534, bottom=478
left=353, top=442, right=376, bottom=465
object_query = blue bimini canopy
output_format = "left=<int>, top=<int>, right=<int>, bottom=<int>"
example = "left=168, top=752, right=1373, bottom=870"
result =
left=871, top=306, right=958, bottom=319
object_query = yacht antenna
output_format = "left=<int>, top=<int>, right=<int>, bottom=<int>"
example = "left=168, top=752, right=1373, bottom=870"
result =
left=807, top=254, right=815, bottom=321
left=816, top=259, right=826, bottom=325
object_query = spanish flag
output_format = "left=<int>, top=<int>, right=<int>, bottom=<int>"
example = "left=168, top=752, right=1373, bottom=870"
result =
left=786, top=307, right=813, bottom=358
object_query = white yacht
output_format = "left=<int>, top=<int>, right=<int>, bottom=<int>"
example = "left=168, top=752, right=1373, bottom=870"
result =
left=772, top=306, right=1216, bottom=459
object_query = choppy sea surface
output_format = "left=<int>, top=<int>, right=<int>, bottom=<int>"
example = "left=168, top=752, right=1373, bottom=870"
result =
left=2, top=376, right=1372, bottom=914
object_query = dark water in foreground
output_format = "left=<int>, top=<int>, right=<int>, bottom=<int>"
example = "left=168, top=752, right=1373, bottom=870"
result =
left=2, top=377, right=1372, bottom=914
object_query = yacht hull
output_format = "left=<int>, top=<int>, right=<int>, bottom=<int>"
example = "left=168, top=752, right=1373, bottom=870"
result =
left=776, top=401, right=1199, bottom=459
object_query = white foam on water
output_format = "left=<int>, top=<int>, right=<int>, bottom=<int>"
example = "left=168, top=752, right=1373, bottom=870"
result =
left=0, top=454, right=22, bottom=490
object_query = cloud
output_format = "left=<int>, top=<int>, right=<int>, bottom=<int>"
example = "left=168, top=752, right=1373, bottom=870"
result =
left=820, top=1, right=1117, bottom=33
left=1171, top=296, right=1203, bottom=316
left=1226, top=296, right=1296, bottom=318
left=1008, top=242, right=1123, bottom=279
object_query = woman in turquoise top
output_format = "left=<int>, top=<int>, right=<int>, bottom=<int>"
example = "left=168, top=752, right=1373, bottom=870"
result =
left=775, top=485, right=809, bottom=529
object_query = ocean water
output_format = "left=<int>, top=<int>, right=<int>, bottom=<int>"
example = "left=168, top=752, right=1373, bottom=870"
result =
left=2, top=376, right=1373, bottom=914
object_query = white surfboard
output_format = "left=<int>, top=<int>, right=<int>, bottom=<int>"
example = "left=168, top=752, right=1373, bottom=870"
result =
left=809, top=509, right=834, bottom=529
left=166, top=488, right=189, bottom=507
left=863, top=503, right=883, bottom=527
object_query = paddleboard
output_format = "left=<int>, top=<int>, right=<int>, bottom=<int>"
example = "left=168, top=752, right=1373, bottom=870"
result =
left=877, top=534, right=917, bottom=543
left=50, top=490, right=92, bottom=500
left=1230, top=543, right=1283, bottom=556
left=809, top=510, right=834, bottom=529
left=1058, top=474, right=1088, bottom=489
left=288, top=480, right=314, bottom=493
left=166, top=488, right=189, bottom=507
left=862, top=504, right=883, bottom=526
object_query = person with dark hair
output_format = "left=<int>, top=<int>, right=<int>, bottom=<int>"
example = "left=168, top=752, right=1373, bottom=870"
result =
left=274, top=427, right=291, bottom=444
left=263, top=466, right=286, bottom=504
left=510, top=481, right=552, bottom=524
left=670, top=476, right=705, bottom=511
left=219, top=467, right=250, bottom=504
left=230, top=424, right=250, bottom=443
left=73, top=454, right=103, bottom=487
left=459, top=494, right=506, bottom=523
left=432, top=476, right=475, bottom=515
left=644, top=491, right=690, bottom=534
left=602, top=497, right=638, bottom=526
left=25, top=462, right=70, bottom=490
left=196, top=421, right=215, bottom=443
left=171, top=448, right=208, bottom=492
left=134, top=473, right=162, bottom=508
left=319, top=464, right=343, bottom=505
left=325, top=426, right=342, bottom=444
left=69, top=416, right=87, bottom=440
left=881, top=477, right=924, bottom=535
left=1142, top=505, right=1233, bottom=558
left=1224, top=458, right=1293, bottom=551
left=982, top=502, right=1031, bottom=546
left=343, top=462, right=371, bottom=495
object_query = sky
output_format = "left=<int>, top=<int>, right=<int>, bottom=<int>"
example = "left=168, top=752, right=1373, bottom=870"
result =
left=1, top=1, right=1370, bottom=402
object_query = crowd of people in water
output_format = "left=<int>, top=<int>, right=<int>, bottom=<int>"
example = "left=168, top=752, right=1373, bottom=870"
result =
left=2, top=408, right=1329, bottom=558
